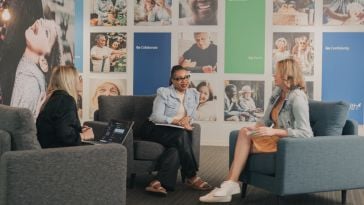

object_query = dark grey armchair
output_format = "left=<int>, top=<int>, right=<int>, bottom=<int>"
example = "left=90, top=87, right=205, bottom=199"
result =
left=84, top=95, right=201, bottom=187
left=0, top=105, right=127, bottom=205
left=229, top=100, right=364, bottom=204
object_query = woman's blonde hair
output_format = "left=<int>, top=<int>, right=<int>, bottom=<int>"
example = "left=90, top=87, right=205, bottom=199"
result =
left=276, top=58, right=306, bottom=91
left=47, top=65, right=79, bottom=102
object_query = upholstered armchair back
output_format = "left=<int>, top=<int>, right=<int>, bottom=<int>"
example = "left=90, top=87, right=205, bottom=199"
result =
left=97, top=95, right=155, bottom=139
left=308, top=100, right=356, bottom=136
left=0, top=105, right=40, bottom=154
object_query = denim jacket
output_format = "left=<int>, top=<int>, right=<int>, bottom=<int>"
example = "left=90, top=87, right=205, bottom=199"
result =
left=149, top=85, right=200, bottom=124
left=259, top=87, right=313, bottom=138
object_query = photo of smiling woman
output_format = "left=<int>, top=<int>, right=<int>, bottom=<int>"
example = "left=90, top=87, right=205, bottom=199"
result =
left=179, top=0, right=218, bottom=25
left=0, top=0, right=76, bottom=108
left=10, top=18, right=63, bottom=119
left=190, top=80, right=217, bottom=121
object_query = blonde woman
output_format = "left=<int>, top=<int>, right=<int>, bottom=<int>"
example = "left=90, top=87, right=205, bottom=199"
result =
left=36, top=65, right=93, bottom=148
left=200, top=58, right=313, bottom=203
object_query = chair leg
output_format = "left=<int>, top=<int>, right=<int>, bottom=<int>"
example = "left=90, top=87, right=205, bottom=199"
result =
left=181, top=172, right=186, bottom=183
left=128, top=173, right=136, bottom=188
left=276, top=195, right=283, bottom=205
left=341, top=190, right=347, bottom=205
left=241, top=183, right=248, bottom=198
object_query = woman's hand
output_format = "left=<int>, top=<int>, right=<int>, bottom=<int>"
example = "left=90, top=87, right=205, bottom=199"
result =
left=173, top=116, right=193, bottom=131
left=250, top=126, right=276, bottom=137
left=80, top=126, right=94, bottom=141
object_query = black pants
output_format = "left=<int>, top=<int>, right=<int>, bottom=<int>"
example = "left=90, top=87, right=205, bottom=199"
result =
left=141, top=120, right=198, bottom=190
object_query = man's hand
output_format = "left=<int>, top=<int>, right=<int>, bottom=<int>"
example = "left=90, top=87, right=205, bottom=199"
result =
left=202, top=65, right=216, bottom=73
left=181, top=59, right=197, bottom=68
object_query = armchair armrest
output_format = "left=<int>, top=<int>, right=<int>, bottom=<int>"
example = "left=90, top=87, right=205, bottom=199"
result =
left=0, top=144, right=127, bottom=205
left=191, top=123, right=201, bottom=168
left=83, top=121, right=108, bottom=141
left=84, top=120, right=134, bottom=177
left=342, top=119, right=358, bottom=135
left=276, top=135, right=364, bottom=195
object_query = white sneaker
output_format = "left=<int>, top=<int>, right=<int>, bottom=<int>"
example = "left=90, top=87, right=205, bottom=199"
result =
left=199, top=188, right=232, bottom=203
left=213, top=181, right=241, bottom=197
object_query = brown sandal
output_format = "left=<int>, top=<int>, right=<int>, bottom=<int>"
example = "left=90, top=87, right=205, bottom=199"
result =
left=186, top=176, right=213, bottom=191
left=145, top=180, right=167, bottom=196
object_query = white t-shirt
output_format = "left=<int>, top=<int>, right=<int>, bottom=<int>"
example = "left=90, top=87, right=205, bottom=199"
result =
left=90, top=46, right=113, bottom=72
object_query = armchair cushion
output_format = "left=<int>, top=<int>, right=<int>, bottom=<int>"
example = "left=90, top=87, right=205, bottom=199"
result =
left=0, top=105, right=40, bottom=151
left=246, top=153, right=276, bottom=175
left=134, top=140, right=164, bottom=160
left=309, top=100, right=349, bottom=136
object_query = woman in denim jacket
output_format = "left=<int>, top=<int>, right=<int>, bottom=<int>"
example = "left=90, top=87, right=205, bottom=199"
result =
left=200, top=58, right=313, bottom=203
left=142, top=65, right=212, bottom=196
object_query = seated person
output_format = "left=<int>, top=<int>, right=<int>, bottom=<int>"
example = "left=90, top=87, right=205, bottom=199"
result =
left=200, top=58, right=313, bottom=203
left=37, top=65, right=94, bottom=148
left=141, top=65, right=212, bottom=196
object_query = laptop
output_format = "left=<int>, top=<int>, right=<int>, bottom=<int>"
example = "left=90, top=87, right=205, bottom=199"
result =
left=82, top=119, right=134, bottom=145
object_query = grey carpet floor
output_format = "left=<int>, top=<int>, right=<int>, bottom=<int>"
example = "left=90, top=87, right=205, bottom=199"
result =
left=126, top=146, right=364, bottom=205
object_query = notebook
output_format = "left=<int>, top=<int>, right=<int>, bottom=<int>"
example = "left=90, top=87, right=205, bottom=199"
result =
left=82, top=119, right=134, bottom=145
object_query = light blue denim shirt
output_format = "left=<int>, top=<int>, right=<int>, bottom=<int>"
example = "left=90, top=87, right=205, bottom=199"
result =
left=149, top=85, right=200, bottom=124
left=259, top=87, right=313, bottom=138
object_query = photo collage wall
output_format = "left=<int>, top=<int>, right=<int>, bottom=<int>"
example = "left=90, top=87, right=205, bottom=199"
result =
left=1, top=0, right=364, bottom=144
left=81, top=0, right=364, bottom=126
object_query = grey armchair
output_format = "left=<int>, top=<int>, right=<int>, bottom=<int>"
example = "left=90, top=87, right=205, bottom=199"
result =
left=0, top=105, right=127, bottom=205
left=84, top=95, right=201, bottom=187
left=229, top=100, right=364, bottom=204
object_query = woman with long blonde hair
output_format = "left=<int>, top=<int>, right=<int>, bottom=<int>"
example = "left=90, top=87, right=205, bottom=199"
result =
left=200, top=58, right=313, bottom=203
left=36, top=65, right=93, bottom=148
